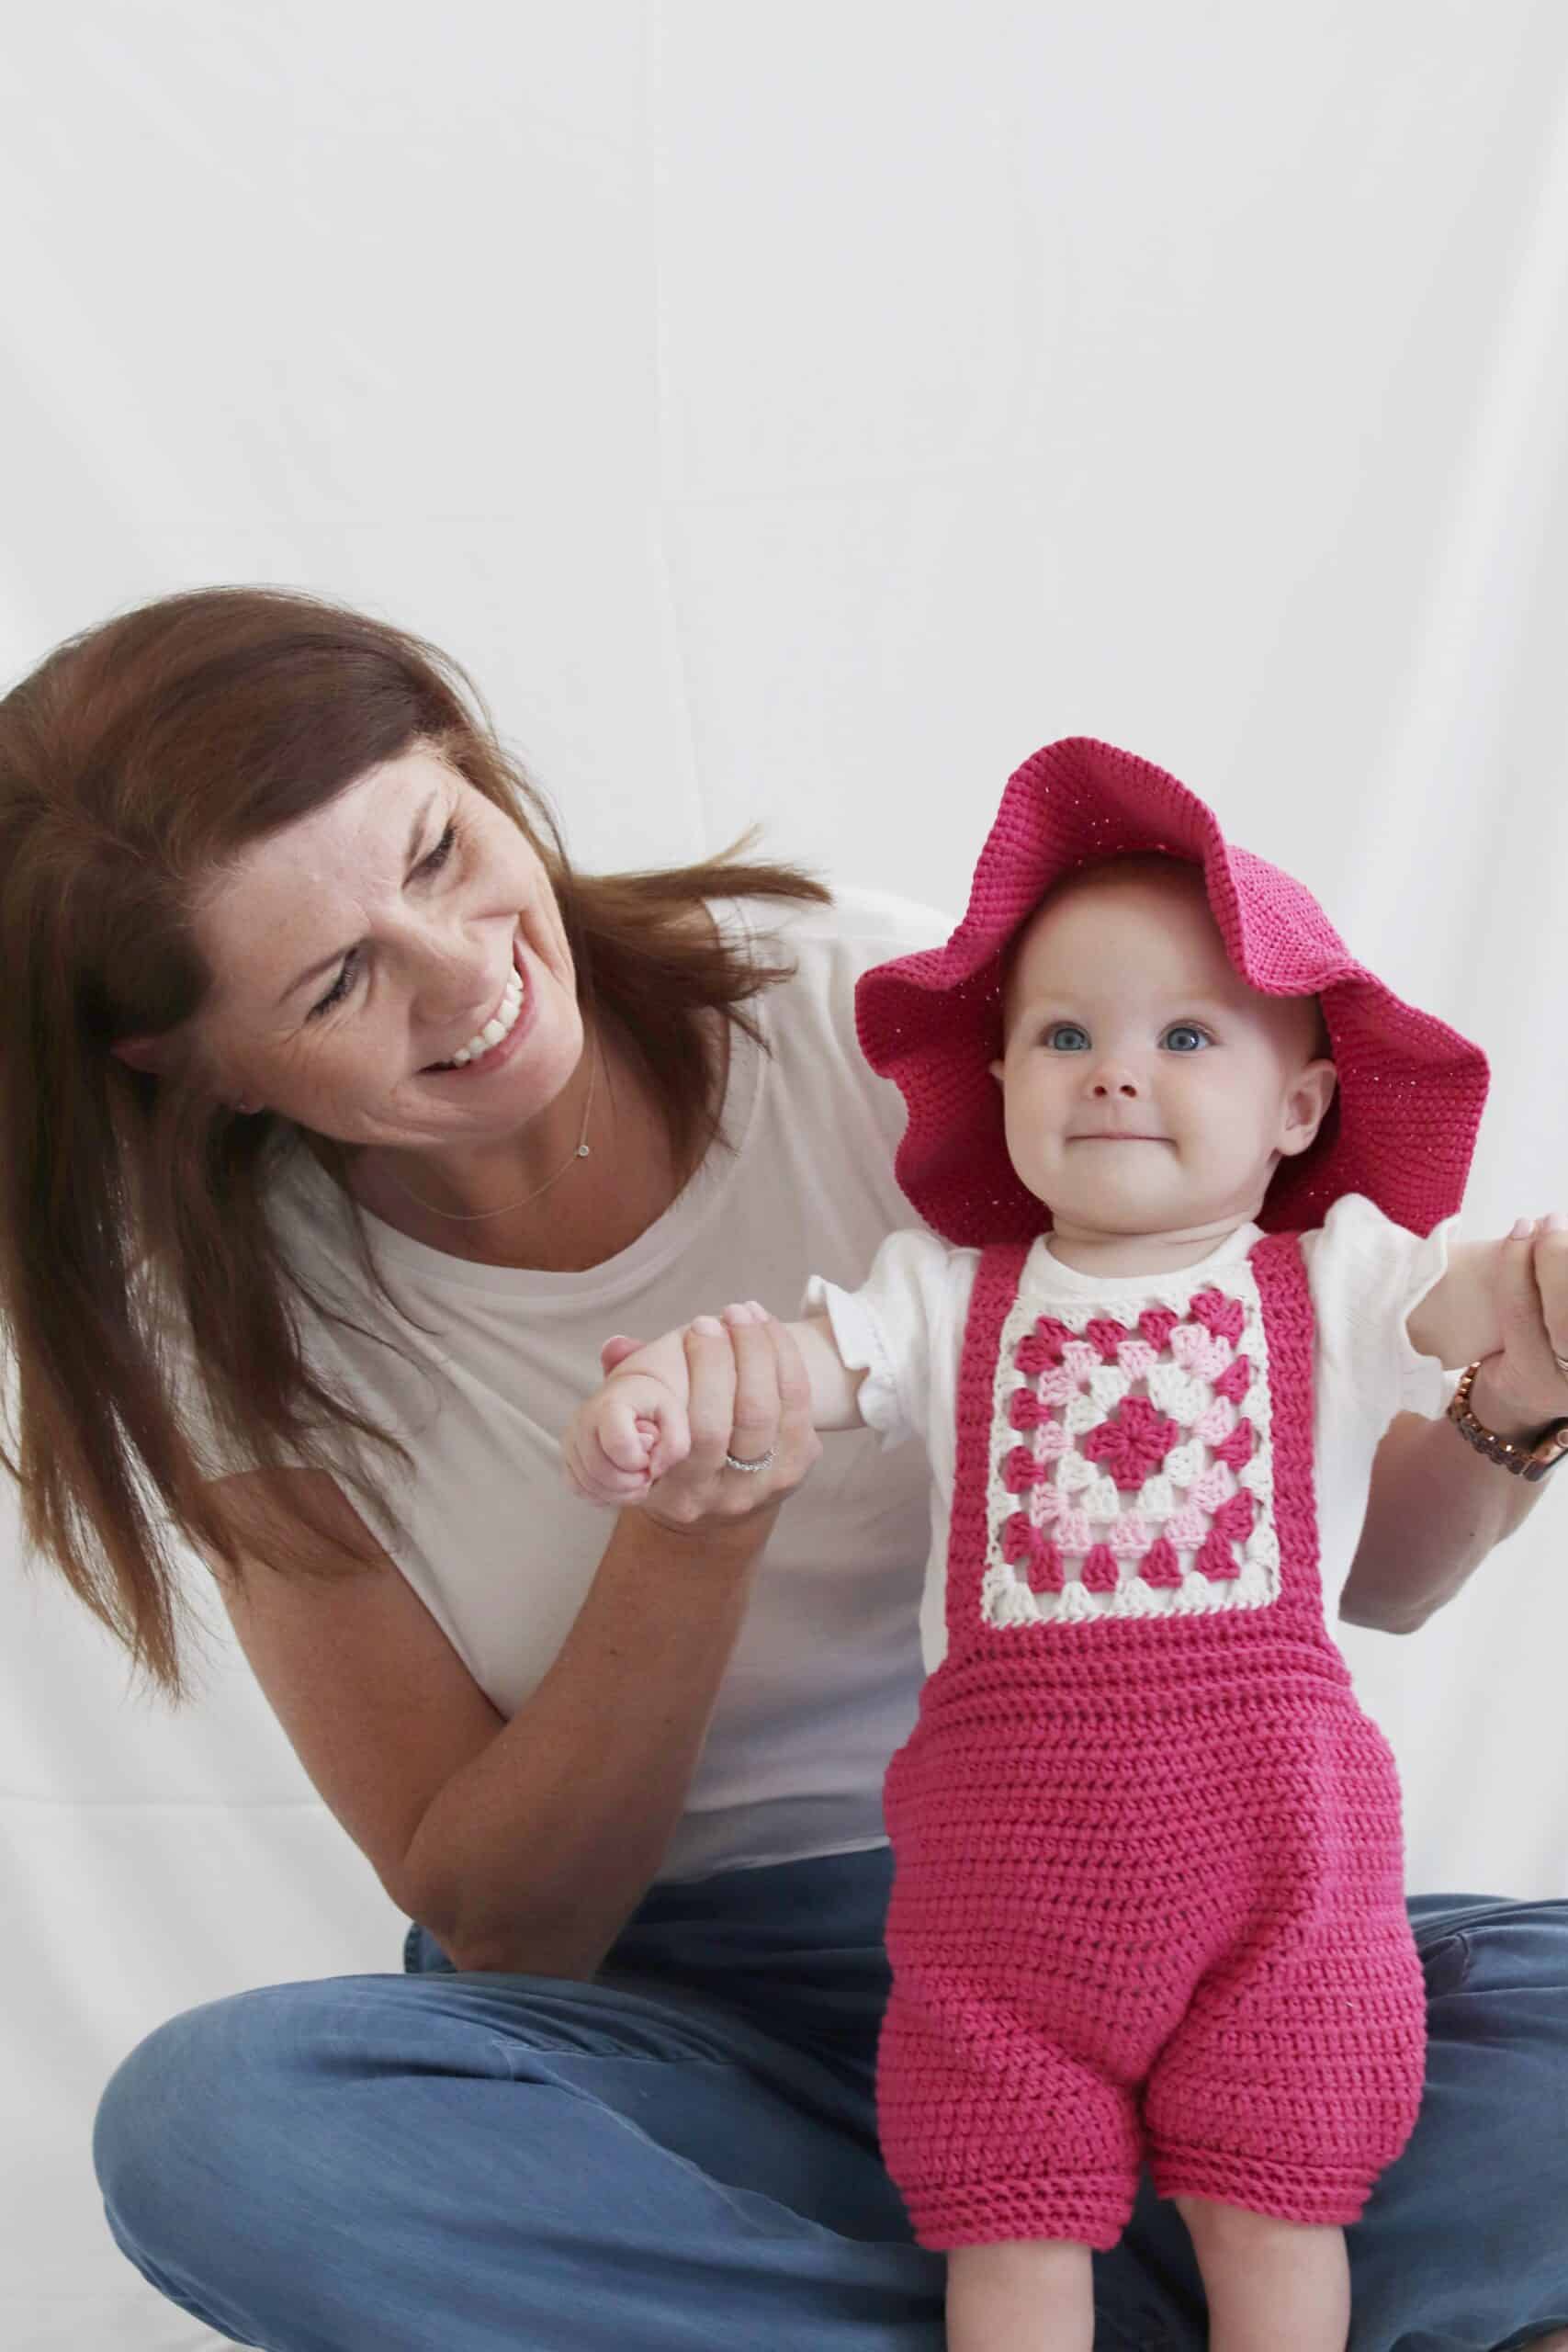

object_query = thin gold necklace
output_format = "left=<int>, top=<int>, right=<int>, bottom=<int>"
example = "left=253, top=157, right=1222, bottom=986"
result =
left=386, top=1046, right=598, bottom=1223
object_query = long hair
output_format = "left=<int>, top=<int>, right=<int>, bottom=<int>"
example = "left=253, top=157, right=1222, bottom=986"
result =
left=0, top=585, right=828, bottom=1697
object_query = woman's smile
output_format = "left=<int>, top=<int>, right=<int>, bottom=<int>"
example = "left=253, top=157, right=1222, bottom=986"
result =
left=422, top=931, right=535, bottom=1075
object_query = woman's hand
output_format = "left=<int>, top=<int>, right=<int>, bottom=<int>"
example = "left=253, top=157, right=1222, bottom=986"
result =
left=1343, top=1214, right=1568, bottom=1634
left=1470, top=1212, right=1568, bottom=1437
left=597, top=1303, right=821, bottom=1532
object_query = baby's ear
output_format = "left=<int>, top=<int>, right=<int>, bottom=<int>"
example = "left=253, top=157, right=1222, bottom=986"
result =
left=1277, top=1059, right=1337, bottom=1159
left=989, top=1057, right=1005, bottom=1085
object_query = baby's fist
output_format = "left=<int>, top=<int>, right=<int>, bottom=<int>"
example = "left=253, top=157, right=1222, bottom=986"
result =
left=563, top=1373, right=690, bottom=1508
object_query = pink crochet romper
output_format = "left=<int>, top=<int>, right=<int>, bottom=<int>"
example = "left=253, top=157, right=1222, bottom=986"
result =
left=875, top=1231, right=1428, bottom=2252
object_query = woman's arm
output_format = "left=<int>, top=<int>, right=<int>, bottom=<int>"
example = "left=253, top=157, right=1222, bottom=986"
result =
left=216, top=1315, right=821, bottom=1980
left=1338, top=1391, right=1545, bottom=1633
left=400, top=1504, right=778, bottom=1973
left=1341, top=1216, right=1568, bottom=1633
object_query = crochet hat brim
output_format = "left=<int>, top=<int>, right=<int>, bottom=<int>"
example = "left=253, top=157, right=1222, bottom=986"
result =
left=855, top=738, right=1488, bottom=1247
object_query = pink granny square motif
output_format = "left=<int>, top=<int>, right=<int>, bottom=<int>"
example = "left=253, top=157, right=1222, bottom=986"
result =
left=985, top=1266, right=1280, bottom=1627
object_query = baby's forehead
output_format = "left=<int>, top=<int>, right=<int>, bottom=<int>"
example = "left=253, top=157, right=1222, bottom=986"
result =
left=1000, top=854, right=1326, bottom=1055
left=1005, top=856, right=1222, bottom=985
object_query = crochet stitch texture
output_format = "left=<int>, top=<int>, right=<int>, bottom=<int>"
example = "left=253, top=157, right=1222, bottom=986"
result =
left=875, top=1234, right=1427, bottom=2250
left=990, top=1271, right=1276, bottom=1625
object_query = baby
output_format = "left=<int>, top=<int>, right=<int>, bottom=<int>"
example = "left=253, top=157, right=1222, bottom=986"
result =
left=564, top=740, right=1530, bottom=2352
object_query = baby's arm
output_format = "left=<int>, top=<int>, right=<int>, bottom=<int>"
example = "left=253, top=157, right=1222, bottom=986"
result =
left=788, top=1313, right=871, bottom=1430
left=1405, top=1216, right=1568, bottom=1366
left=564, top=1306, right=868, bottom=1510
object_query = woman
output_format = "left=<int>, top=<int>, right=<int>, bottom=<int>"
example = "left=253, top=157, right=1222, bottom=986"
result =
left=3, top=587, right=1563, bottom=2352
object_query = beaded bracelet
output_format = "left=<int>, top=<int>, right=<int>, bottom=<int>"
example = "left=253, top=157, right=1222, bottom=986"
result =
left=1446, top=1362, right=1568, bottom=1482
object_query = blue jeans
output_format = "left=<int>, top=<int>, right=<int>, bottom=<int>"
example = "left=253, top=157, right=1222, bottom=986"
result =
left=94, top=1850, right=1568, bottom=2350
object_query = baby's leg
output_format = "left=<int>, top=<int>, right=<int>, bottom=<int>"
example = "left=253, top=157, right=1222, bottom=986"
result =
left=1173, top=2197, right=1348, bottom=2352
left=944, top=2239, right=1093, bottom=2352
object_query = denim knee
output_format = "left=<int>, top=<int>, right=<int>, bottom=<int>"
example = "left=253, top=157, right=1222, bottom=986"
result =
left=93, top=1983, right=310, bottom=2265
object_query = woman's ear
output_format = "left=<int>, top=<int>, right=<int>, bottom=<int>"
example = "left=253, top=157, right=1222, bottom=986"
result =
left=1277, top=1060, right=1337, bottom=1159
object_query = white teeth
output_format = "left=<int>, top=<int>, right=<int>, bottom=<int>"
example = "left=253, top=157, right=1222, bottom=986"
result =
left=447, top=969, right=524, bottom=1067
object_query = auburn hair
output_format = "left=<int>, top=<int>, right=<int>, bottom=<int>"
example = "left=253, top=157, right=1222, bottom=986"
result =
left=0, top=585, right=828, bottom=1697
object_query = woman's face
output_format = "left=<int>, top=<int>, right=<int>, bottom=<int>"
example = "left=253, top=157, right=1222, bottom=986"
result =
left=181, top=744, right=584, bottom=1148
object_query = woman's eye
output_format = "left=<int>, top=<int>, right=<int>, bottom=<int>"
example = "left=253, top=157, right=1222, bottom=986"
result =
left=419, top=820, right=457, bottom=877
left=309, top=948, right=359, bottom=1020
left=304, top=820, right=459, bottom=1021
left=1162, top=1023, right=1210, bottom=1053
left=1045, top=1023, right=1091, bottom=1052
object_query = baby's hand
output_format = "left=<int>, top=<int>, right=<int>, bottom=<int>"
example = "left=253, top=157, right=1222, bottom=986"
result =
left=563, top=1318, right=708, bottom=1507
left=564, top=1369, right=692, bottom=1508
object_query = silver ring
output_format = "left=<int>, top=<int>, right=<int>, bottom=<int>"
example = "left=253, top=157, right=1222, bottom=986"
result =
left=1553, top=1351, right=1568, bottom=1376
left=724, top=1446, right=777, bottom=1475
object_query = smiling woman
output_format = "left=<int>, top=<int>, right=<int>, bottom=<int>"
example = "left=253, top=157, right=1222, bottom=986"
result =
left=0, top=585, right=826, bottom=1688
left=122, top=744, right=595, bottom=1204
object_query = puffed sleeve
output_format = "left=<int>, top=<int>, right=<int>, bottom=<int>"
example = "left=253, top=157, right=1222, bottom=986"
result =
left=803, top=1226, right=964, bottom=1452
left=1298, top=1193, right=1455, bottom=1427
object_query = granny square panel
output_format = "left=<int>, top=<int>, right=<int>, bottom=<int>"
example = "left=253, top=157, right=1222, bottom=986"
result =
left=983, top=1272, right=1280, bottom=1628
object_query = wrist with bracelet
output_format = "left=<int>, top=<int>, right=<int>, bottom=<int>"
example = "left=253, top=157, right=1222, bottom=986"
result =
left=1446, top=1359, right=1568, bottom=1482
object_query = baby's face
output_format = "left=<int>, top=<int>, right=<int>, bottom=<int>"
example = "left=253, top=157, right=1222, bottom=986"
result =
left=992, top=860, right=1334, bottom=1242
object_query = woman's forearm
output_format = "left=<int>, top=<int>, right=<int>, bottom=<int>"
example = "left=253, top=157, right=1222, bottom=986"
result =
left=401, top=1506, right=772, bottom=1976
left=1338, top=1380, right=1545, bottom=1634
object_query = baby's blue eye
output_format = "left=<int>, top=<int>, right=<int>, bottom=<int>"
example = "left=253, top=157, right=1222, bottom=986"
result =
left=1045, top=1023, right=1091, bottom=1052
left=1162, top=1023, right=1209, bottom=1053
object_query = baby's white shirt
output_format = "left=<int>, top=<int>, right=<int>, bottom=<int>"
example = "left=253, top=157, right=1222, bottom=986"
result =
left=807, top=1195, right=1451, bottom=1672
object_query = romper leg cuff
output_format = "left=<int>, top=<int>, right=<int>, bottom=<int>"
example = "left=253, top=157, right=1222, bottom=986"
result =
left=902, top=2168, right=1138, bottom=2254
left=1149, top=2142, right=1378, bottom=2227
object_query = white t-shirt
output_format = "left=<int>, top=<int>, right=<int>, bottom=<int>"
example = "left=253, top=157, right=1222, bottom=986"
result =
left=807, top=1197, right=1451, bottom=1673
left=236, top=889, right=948, bottom=1882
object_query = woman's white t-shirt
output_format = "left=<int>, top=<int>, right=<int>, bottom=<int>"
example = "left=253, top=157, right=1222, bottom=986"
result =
left=254, top=889, right=946, bottom=1883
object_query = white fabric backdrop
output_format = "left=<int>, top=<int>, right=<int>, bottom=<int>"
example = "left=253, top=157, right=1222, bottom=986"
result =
left=4, top=6, right=1567, bottom=2345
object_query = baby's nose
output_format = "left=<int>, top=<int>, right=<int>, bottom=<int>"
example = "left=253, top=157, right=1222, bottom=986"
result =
left=1090, top=1071, right=1141, bottom=1099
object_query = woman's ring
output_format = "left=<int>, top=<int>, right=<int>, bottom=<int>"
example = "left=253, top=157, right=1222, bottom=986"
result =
left=1552, top=1351, right=1568, bottom=1377
left=724, top=1446, right=777, bottom=1475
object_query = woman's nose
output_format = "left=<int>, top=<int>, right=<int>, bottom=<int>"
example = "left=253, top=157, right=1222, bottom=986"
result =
left=414, top=931, right=498, bottom=1027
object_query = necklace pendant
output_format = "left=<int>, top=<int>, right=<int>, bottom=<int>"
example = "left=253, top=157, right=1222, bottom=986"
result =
left=578, top=1144, right=591, bottom=1158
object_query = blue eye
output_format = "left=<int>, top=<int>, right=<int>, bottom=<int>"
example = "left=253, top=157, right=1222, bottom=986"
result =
left=1162, top=1023, right=1210, bottom=1053
left=1045, top=1023, right=1091, bottom=1052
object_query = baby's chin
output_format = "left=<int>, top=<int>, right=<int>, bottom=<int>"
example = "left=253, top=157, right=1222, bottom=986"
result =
left=1023, top=1154, right=1273, bottom=1225
left=1032, top=1185, right=1269, bottom=1246
left=1026, top=1169, right=1182, bottom=1228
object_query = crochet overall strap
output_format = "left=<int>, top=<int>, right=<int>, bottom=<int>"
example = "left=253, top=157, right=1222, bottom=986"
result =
left=942, top=1230, right=1335, bottom=1669
left=945, top=1239, right=1033, bottom=1662
left=1246, top=1227, right=1327, bottom=1639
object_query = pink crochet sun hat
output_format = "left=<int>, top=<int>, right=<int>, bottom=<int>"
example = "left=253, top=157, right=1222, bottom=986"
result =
left=856, top=737, right=1488, bottom=1248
